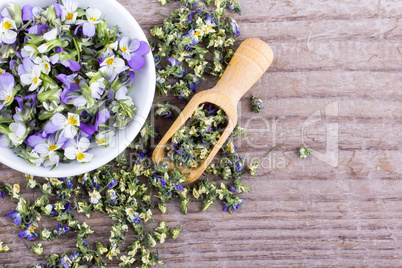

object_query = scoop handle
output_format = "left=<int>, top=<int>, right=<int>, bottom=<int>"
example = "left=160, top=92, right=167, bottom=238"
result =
left=214, top=38, right=274, bottom=104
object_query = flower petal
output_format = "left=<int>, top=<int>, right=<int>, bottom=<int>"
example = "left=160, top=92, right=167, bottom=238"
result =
left=64, top=146, right=77, bottom=160
left=22, top=5, right=34, bottom=21
left=82, top=23, right=95, bottom=37
left=127, top=55, right=145, bottom=70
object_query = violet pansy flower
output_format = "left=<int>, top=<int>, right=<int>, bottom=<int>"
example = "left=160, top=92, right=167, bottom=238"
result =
left=5, top=210, right=22, bottom=226
left=81, top=8, right=102, bottom=37
left=0, top=73, right=15, bottom=110
left=119, top=37, right=140, bottom=61
left=126, top=41, right=151, bottom=70
left=19, top=222, right=39, bottom=240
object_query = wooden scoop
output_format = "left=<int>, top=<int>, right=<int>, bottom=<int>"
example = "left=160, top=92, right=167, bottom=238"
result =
left=152, top=38, right=274, bottom=183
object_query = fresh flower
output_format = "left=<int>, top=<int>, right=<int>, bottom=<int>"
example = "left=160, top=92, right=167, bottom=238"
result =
left=64, top=137, right=93, bottom=163
left=60, top=0, right=78, bottom=24
left=0, top=17, right=17, bottom=44
left=0, top=73, right=15, bottom=110
left=80, top=8, right=102, bottom=37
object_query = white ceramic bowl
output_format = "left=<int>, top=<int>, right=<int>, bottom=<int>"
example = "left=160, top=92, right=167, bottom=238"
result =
left=0, top=0, right=155, bottom=177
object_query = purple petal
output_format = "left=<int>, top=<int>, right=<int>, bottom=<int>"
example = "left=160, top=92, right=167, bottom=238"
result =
left=55, top=46, right=64, bottom=53
left=60, top=88, right=74, bottom=104
left=9, top=59, right=16, bottom=70
left=18, top=58, right=35, bottom=76
left=27, top=234, right=37, bottom=240
left=14, top=96, right=23, bottom=109
left=127, top=71, right=136, bottom=86
left=82, top=23, right=96, bottom=37
left=127, top=55, right=145, bottom=70
left=96, top=109, right=110, bottom=125
left=135, top=41, right=151, bottom=56
left=19, top=230, right=28, bottom=238
left=14, top=214, right=22, bottom=226
left=74, top=23, right=82, bottom=36
left=27, top=132, right=46, bottom=147
left=79, top=122, right=95, bottom=135
left=37, top=24, right=50, bottom=34
left=25, top=94, right=37, bottom=103
left=53, top=2, right=62, bottom=17
left=62, top=60, right=81, bottom=72
left=45, top=121, right=61, bottom=134
left=57, top=74, right=70, bottom=88
left=22, top=5, right=34, bottom=21
left=115, top=87, right=128, bottom=100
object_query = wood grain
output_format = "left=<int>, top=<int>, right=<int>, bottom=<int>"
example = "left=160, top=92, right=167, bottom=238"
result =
left=1, top=0, right=402, bottom=267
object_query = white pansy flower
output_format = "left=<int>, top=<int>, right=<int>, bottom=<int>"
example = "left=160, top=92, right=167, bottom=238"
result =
left=64, top=137, right=93, bottom=163
left=51, top=112, right=80, bottom=139
left=100, top=55, right=128, bottom=80
left=89, top=77, right=106, bottom=99
left=34, top=55, right=51, bottom=75
left=95, top=130, right=114, bottom=147
left=0, top=18, right=17, bottom=44
left=61, top=0, right=78, bottom=24
left=20, top=65, right=42, bottom=91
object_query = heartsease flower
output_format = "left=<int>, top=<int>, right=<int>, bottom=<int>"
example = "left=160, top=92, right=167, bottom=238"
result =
left=0, top=73, right=15, bottom=110
left=46, top=112, right=80, bottom=139
left=64, top=136, right=93, bottom=163
left=81, top=8, right=102, bottom=37
left=60, top=0, right=78, bottom=24
left=0, top=17, right=17, bottom=44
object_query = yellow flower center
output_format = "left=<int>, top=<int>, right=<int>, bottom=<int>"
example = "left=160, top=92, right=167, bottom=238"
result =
left=68, top=116, right=77, bottom=125
left=121, top=47, right=127, bottom=52
left=66, top=13, right=74, bottom=20
left=106, top=58, right=114, bottom=65
left=5, top=95, right=11, bottom=103
left=98, top=138, right=106, bottom=144
left=34, top=77, right=39, bottom=84
left=76, top=152, right=85, bottom=160
left=14, top=185, right=19, bottom=190
left=90, top=17, right=97, bottom=22
left=45, top=64, right=49, bottom=69
left=195, top=31, right=201, bottom=36
left=29, top=225, right=36, bottom=232
left=49, top=145, right=57, bottom=150
left=3, top=21, right=12, bottom=30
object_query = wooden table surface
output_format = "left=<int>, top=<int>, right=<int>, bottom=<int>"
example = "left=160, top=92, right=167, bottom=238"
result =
left=1, top=0, right=401, bottom=267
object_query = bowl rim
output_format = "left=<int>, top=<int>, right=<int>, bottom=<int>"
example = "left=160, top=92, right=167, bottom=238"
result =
left=0, top=0, right=155, bottom=177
